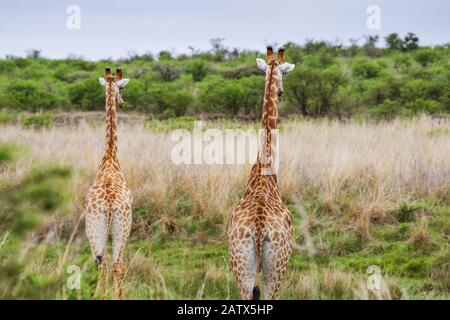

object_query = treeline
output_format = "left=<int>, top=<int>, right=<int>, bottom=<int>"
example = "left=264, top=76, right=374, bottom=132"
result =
left=0, top=33, right=449, bottom=119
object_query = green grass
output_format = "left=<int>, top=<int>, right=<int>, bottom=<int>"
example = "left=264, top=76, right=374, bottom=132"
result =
left=0, top=117, right=449, bottom=300
left=2, top=195, right=447, bottom=300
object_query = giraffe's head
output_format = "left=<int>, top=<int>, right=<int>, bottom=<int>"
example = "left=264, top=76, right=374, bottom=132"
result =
left=99, top=67, right=129, bottom=107
left=256, top=46, right=295, bottom=96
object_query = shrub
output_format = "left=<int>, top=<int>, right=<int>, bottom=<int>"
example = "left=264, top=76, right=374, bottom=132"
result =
left=68, top=77, right=103, bottom=110
left=4, top=80, right=56, bottom=112
left=199, top=79, right=245, bottom=115
left=146, top=84, right=193, bottom=117
left=362, top=77, right=401, bottom=106
left=0, top=111, right=17, bottom=124
left=165, top=91, right=194, bottom=116
left=21, top=112, right=54, bottom=129
left=413, top=48, right=439, bottom=67
left=153, top=63, right=181, bottom=82
left=400, top=79, right=429, bottom=102
left=158, top=51, right=173, bottom=61
left=123, top=80, right=147, bottom=110
left=392, top=54, right=412, bottom=72
left=352, top=59, right=382, bottom=79
left=286, top=64, right=346, bottom=116
left=370, top=100, right=399, bottom=119
left=237, top=76, right=265, bottom=118
left=188, top=60, right=208, bottom=82
left=404, top=99, right=441, bottom=114
left=385, top=33, right=404, bottom=51
left=403, top=32, right=419, bottom=51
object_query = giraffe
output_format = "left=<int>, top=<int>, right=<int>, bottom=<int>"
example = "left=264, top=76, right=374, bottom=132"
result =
left=227, top=47, right=295, bottom=300
left=85, top=67, right=132, bottom=300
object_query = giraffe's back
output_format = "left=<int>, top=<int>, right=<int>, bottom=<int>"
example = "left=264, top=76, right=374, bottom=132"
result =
left=227, top=193, right=293, bottom=299
left=88, top=168, right=132, bottom=209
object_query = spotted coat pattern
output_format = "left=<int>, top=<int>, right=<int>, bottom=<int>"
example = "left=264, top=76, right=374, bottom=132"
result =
left=85, top=68, right=132, bottom=300
left=227, top=48, right=293, bottom=300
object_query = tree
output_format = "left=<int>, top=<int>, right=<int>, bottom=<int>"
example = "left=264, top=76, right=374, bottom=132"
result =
left=188, top=60, right=208, bottom=82
left=352, top=58, right=382, bottom=79
left=68, top=77, right=103, bottom=110
left=25, top=49, right=42, bottom=59
left=362, top=35, right=380, bottom=57
left=385, top=33, right=404, bottom=51
left=238, top=76, right=265, bottom=118
left=370, top=99, right=399, bottom=119
left=403, top=33, right=419, bottom=51
left=392, top=54, right=412, bottom=72
left=146, top=83, right=193, bottom=117
left=123, top=80, right=147, bottom=110
left=153, top=63, right=181, bottom=82
left=285, top=64, right=346, bottom=116
left=4, top=80, right=56, bottom=112
left=315, top=65, right=347, bottom=115
left=413, top=48, right=438, bottom=67
left=210, top=38, right=228, bottom=61
left=200, top=79, right=245, bottom=115
left=158, top=51, right=173, bottom=60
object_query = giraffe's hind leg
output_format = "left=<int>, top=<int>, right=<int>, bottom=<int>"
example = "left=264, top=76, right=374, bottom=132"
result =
left=229, top=234, right=258, bottom=300
left=111, top=208, right=132, bottom=300
left=261, top=232, right=291, bottom=300
left=85, top=209, right=110, bottom=298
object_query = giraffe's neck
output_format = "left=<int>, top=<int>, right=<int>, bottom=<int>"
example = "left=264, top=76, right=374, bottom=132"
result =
left=99, top=83, right=120, bottom=171
left=261, top=63, right=279, bottom=132
left=242, top=64, right=280, bottom=198
left=256, top=63, right=278, bottom=171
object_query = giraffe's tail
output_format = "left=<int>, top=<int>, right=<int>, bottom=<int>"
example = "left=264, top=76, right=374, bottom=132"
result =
left=95, top=205, right=114, bottom=268
left=252, top=286, right=261, bottom=300
left=253, top=224, right=265, bottom=300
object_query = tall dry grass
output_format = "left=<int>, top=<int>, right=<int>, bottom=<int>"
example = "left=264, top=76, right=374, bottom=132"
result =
left=1, top=116, right=448, bottom=224
left=1, top=115, right=449, bottom=299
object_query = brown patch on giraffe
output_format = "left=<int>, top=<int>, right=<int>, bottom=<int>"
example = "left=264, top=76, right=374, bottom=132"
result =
left=85, top=67, right=132, bottom=300
left=227, top=48, right=294, bottom=300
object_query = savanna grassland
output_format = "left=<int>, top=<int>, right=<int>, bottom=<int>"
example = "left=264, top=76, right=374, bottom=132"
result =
left=0, top=115, right=449, bottom=299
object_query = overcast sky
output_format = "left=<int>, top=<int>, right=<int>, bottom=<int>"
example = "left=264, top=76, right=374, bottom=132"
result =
left=0, top=0, right=448, bottom=60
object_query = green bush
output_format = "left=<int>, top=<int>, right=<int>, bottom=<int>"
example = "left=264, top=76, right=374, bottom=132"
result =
left=68, top=77, right=104, bottom=110
left=0, top=39, right=448, bottom=119
left=21, top=112, right=54, bottom=129
left=414, top=48, right=439, bottom=67
left=0, top=111, right=17, bottom=124
left=392, top=54, right=412, bottom=72
left=352, top=58, right=382, bottom=79
left=238, top=76, right=265, bottom=118
left=188, top=60, right=208, bottom=82
left=286, top=64, right=346, bottom=116
left=200, top=79, right=245, bottom=115
left=400, top=79, right=430, bottom=102
left=385, top=33, right=404, bottom=51
left=3, top=80, right=56, bottom=112
left=405, top=98, right=441, bottom=114
left=370, top=100, right=399, bottom=119
left=146, top=83, right=193, bottom=117
left=153, top=63, right=181, bottom=82
left=123, top=80, right=147, bottom=110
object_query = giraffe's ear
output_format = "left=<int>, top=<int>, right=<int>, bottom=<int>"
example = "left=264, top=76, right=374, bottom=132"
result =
left=256, top=58, right=268, bottom=72
left=99, top=77, right=107, bottom=86
left=279, top=63, right=295, bottom=74
left=116, top=79, right=129, bottom=89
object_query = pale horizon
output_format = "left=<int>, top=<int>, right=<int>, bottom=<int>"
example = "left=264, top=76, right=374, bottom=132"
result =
left=1, top=0, right=449, bottom=60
